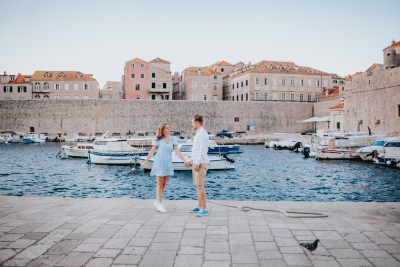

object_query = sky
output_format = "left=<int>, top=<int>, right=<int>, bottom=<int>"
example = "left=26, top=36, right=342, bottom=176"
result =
left=1, top=0, right=399, bottom=88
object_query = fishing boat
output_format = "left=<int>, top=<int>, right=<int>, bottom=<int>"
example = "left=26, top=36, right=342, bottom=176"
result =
left=0, top=131, right=21, bottom=143
left=86, top=137, right=152, bottom=165
left=22, top=133, right=47, bottom=143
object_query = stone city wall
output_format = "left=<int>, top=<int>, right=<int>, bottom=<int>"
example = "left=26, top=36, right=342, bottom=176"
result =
left=0, top=100, right=314, bottom=137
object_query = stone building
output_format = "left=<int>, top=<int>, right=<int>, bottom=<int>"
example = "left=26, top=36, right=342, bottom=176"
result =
left=0, top=72, right=32, bottom=100
left=209, top=60, right=244, bottom=101
left=172, top=72, right=182, bottom=100
left=99, top=81, right=123, bottom=99
left=341, top=40, right=400, bottom=134
left=123, top=57, right=172, bottom=100
left=30, top=71, right=99, bottom=100
left=226, top=61, right=340, bottom=102
left=179, top=67, right=223, bottom=101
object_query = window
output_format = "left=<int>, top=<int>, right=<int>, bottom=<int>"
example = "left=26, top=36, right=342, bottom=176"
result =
left=282, top=79, right=286, bottom=86
left=130, top=63, right=135, bottom=68
left=308, top=79, right=312, bottom=86
left=241, top=81, right=243, bottom=87
left=255, top=92, right=260, bottom=100
left=213, top=84, right=218, bottom=90
left=333, top=80, right=338, bottom=84
left=135, top=84, right=140, bottom=91
left=264, top=92, right=268, bottom=100
left=255, top=78, right=259, bottom=85
left=65, top=84, right=69, bottom=90
left=308, top=93, right=312, bottom=102
left=165, top=95, right=169, bottom=100
left=74, top=96, right=79, bottom=99
left=290, top=92, right=294, bottom=101
left=163, top=83, right=167, bottom=89
left=3, top=86, right=12, bottom=92
left=76, top=73, right=82, bottom=78
left=281, top=93, right=286, bottom=101
left=134, top=96, right=141, bottom=100
left=241, top=94, right=243, bottom=101
left=398, top=105, right=400, bottom=117
left=45, top=72, right=50, bottom=77
left=140, top=74, right=144, bottom=78
left=337, top=122, right=341, bottom=130
left=131, top=74, right=135, bottom=78
left=64, top=96, right=69, bottom=99
left=264, top=78, right=268, bottom=85
left=74, top=84, right=78, bottom=90
left=221, top=68, right=224, bottom=72
left=232, top=96, right=234, bottom=101
left=232, top=84, right=235, bottom=89
left=44, top=95, right=49, bottom=99
left=34, top=95, right=40, bottom=99
left=18, top=86, right=27, bottom=93
left=317, top=80, right=320, bottom=87
left=246, top=80, right=248, bottom=86
left=43, top=82, right=49, bottom=91
left=237, top=83, right=239, bottom=88
left=151, top=73, right=155, bottom=78
left=237, top=95, right=238, bottom=101
left=54, top=84, right=60, bottom=90
left=203, top=94, right=207, bottom=101
left=60, top=72, right=65, bottom=77
left=300, top=80, right=304, bottom=86
left=290, top=79, right=295, bottom=86
left=140, top=63, right=144, bottom=68
left=246, top=93, right=248, bottom=101
left=34, top=82, right=40, bottom=90
left=192, top=81, right=197, bottom=89
left=213, top=96, right=217, bottom=101
left=213, top=75, right=217, bottom=80
left=324, top=80, right=328, bottom=87
left=83, top=84, right=89, bottom=91
left=151, top=94, right=156, bottom=100
left=273, top=79, right=277, bottom=85
left=151, top=82, right=156, bottom=88
left=55, top=96, right=60, bottom=99
left=300, top=93, right=304, bottom=102
left=202, top=82, right=208, bottom=89
left=192, top=93, right=197, bottom=100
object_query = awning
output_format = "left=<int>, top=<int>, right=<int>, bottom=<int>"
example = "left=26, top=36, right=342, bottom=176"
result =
left=315, top=116, right=330, bottom=122
left=301, top=117, right=320, bottom=122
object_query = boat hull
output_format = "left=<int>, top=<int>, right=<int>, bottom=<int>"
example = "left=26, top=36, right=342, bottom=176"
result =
left=316, top=149, right=360, bottom=160
left=88, top=151, right=147, bottom=165
left=208, top=145, right=241, bottom=154
left=136, top=157, right=235, bottom=171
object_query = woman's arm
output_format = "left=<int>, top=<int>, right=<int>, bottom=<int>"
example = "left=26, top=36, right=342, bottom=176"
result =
left=174, top=146, right=191, bottom=167
left=140, top=146, right=158, bottom=169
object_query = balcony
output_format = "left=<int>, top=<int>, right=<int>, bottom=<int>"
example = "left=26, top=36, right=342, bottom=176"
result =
left=149, top=88, right=169, bottom=93
left=32, top=88, right=50, bottom=93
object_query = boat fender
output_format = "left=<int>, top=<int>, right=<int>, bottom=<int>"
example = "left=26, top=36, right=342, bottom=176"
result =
left=222, top=154, right=235, bottom=163
left=303, top=147, right=310, bottom=158
left=87, top=150, right=91, bottom=165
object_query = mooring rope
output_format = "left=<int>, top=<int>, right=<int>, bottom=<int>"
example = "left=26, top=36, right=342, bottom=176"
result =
left=208, top=200, right=328, bottom=218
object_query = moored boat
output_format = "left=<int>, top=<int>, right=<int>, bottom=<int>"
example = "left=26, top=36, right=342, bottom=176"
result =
left=0, top=131, right=21, bottom=143
left=23, top=133, right=47, bottom=143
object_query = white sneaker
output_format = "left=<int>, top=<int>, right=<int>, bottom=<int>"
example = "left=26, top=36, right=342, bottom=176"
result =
left=157, top=203, right=167, bottom=213
left=153, top=200, right=158, bottom=208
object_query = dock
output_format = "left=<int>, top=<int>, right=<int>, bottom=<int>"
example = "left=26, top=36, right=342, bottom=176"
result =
left=1, top=196, right=399, bottom=266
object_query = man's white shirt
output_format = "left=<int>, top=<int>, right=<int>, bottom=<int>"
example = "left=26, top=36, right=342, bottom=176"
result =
left=192, top=127, right=209, bottom=165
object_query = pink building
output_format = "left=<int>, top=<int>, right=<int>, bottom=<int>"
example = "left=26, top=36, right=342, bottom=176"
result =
left=123, top=57, right=172, bottom=100
left=0, top=72, right=32, bottom=100
left=181, top=67, right=223, bottom=101
left=31, top=71, right=99, bottom=99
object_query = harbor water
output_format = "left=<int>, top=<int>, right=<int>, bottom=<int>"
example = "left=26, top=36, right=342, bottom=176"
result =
left=0, top=143, right=399, bottom=202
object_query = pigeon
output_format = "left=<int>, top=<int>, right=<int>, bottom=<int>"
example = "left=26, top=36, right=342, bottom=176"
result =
left=300, top=239, right=319, bottom=254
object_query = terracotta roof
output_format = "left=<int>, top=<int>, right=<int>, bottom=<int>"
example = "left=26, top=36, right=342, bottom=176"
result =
left=318, top=88, right=339, bottom=97
left=329, top=103, right=344, bottom=109
left=127, top=58, right=148, bottom=63
left=345, top=71, right=363, bottom=81
left=210, top=60, right=233, bottom=67
left=234, top=61, right=331, bottom=77
left=31, top=71, right=97, bottom=81
left=384, top=40, right=400, bottom=50
left=185, top=67, right=222, bottom=76
left=155, top=67, right=171, bottom=74
left=8, top=74, right=31, bottom=84
left=149, top=58, right=170, bottom=64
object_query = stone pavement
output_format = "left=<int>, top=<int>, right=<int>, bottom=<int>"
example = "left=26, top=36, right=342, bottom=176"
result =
left=0, top=196, right=399, bottom=267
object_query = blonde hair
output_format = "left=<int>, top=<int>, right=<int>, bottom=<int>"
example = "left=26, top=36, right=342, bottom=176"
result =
left=156, top=122, right=168, bottom=140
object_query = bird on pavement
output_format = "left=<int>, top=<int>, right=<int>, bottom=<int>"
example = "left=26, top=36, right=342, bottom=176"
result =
left=300, top=239, right=319, bottom=254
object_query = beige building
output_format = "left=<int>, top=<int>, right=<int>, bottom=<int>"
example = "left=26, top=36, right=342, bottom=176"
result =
left=172, top=72, right=182, bottom=100
left=100, top=81, right=123, bottom=99
left=0, top=72, right=32, bottom=100
left=180, top=67, right=223, bottom=101
left=226, top=61, right=339, bottom=102
left=209, top=60, right=244, bottom=100
left=30, top=71, right=99, bottom=100
left=123, top=57, right=172, bottom=100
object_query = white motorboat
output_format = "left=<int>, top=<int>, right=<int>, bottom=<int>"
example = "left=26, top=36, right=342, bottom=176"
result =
left=352, top=137, right=399, bottom=161
left=179, top=140, right=241, bottom=154
left=0, top=132, right=21, bottom=143
left=374, top=138, right=400, bottom=168
left=62, top=142, right=95, bottom=158
left=316, top=133, right=384, bottom=160
left=23, top=133, right=47, bottom=143
left=86, top=137, right=152, bottom=165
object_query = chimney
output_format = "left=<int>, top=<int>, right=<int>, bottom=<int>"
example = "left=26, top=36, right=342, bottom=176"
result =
left=18, top=73, right=21, bottom=76
left=4, top=71, right=7, bottom=75
left=326, top=89, right=329, bottom=96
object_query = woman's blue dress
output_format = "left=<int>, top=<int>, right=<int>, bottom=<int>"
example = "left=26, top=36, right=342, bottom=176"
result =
left=150, top=136, right=178, bottom=176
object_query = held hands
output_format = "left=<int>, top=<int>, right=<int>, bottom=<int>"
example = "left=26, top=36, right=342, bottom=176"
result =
left=184, top=161, right=191, bottom=168
left=140, top=163, right=145, bottom=170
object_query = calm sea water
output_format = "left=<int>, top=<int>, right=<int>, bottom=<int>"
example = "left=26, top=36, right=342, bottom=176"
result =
left=0, top=142, right=399, bottom=202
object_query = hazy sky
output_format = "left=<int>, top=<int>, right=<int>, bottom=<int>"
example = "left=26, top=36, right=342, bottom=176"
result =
left=1, top=0, right=398, bottom=87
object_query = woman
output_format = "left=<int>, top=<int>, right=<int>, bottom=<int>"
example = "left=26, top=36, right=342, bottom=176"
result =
left=140, top=123, right=190, bottom=213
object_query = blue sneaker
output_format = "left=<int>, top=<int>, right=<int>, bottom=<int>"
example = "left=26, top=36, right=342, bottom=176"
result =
left=196, top=209, right=209, bottom=217
left=188, top=207, right=201, bottom=213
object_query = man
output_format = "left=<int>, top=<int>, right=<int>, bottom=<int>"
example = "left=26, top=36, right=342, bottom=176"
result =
left=188, top=115, right=210, bottom=217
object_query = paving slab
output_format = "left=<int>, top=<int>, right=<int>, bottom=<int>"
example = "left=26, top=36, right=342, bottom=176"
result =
left=0, top=196, right=399, bottom=266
